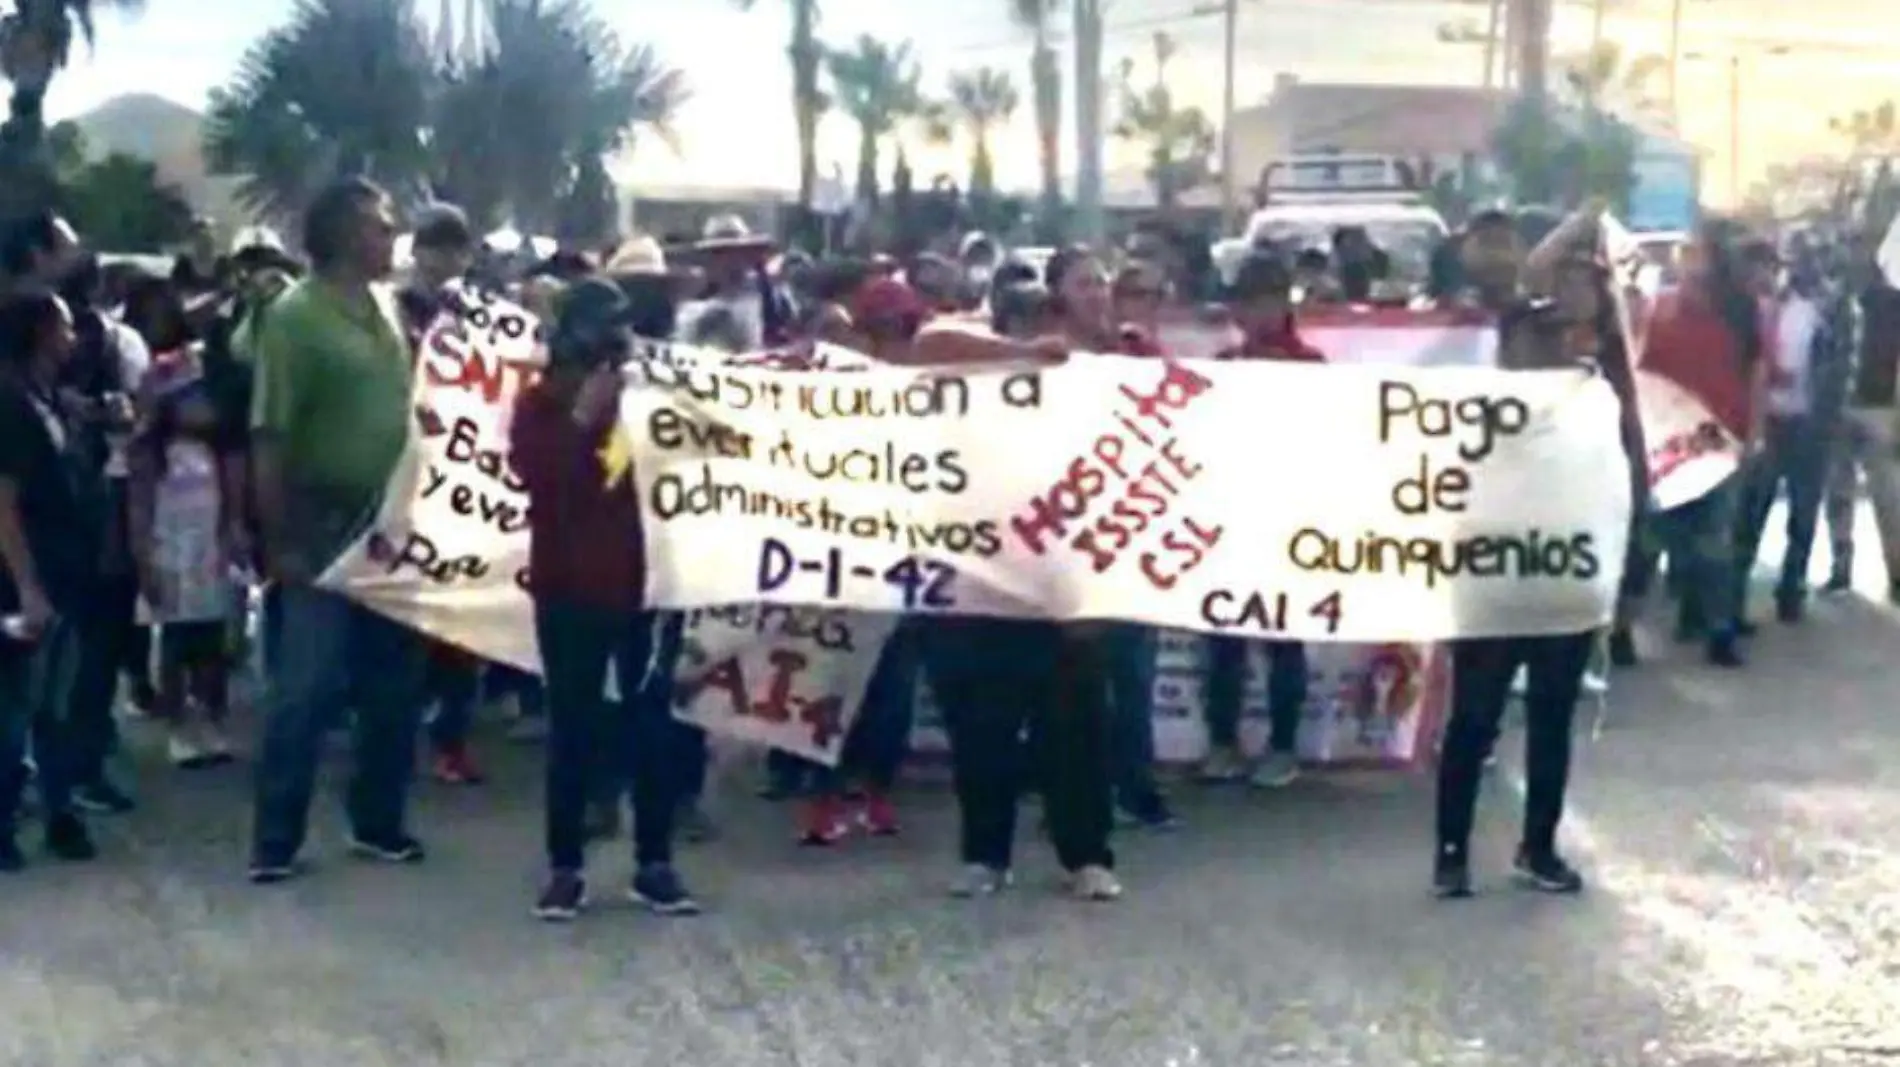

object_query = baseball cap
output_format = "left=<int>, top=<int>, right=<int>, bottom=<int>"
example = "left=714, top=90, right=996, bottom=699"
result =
left=549, top=277, right=634, bottom=365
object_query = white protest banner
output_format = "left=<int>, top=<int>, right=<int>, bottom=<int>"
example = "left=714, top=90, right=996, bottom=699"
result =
left=318, top=292, right=888, bottom=765
left=1635, top=368, right=1741, bottom=511
left=624, top=351, right=1634, bottom=643
left=673, top=605, right=893, bottom=764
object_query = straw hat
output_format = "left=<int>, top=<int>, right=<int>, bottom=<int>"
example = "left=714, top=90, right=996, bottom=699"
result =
left=605, top=233, right=670, bottom=275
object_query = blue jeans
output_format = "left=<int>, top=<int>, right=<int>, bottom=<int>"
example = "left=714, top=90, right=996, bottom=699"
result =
left=0, top=616, right=85, bottom=828
left=1101, top=623, right=1161, bottom=810
left=1653, top=471, right=1745, bottom=637
left=251, top=584, right=427, bottom=861
left=1735, top=416, right=1830, bottom=602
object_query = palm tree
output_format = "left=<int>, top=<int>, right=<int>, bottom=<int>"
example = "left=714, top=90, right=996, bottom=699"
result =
left=432, top=0, right=685, bottom=235
left=731, top=0, right=823, bottom=211
left=203, top=0, right=437, bottom=222
left=945, top=65, right=1018, bottom=198
left=825, top=34, right=925, bottom=209
left=0, top=0, right=145, bottom=215
left=205, top=0, right=685, bottom=237
left=1559, top=40, right=1667, bottom=121
left=1112, top=33, right=1215, bottom=210
left=1009, top=0, right=1062, bottom=231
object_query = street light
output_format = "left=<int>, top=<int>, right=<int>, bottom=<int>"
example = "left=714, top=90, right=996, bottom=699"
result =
left=1682, top=45, right=1790, bottom=203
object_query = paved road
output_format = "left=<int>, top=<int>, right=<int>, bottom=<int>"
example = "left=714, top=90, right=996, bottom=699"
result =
left=5, top=539, right=1900, bottom=1066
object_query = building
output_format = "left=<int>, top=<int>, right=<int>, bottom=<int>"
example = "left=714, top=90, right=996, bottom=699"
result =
left=1227, top=76, right=1509, bottom=204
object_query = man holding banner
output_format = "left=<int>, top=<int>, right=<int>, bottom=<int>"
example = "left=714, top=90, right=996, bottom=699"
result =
left=247, top=179, right=431, bottom=883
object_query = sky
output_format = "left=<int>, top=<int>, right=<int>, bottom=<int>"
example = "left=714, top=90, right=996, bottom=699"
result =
left=42, top=0, right=1900, bottom=205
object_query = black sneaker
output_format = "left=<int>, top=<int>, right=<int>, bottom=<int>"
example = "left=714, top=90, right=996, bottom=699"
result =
left=1775, top=591, right=1805, bottom=624
left=1432, top=845, right=1473, bottom=899
left=1706, top=632, right=1745, bottom=668
left=347, top=831, right=426, bottom=864
left=44, top=812, right=97, bottom=861
left=0, top=834, right=24, bottom=873
left=533, top=871, right=587, bottom=922
left=1607, top=627, right=1638, bottom=668
left=1116, top=796, right=1180, bottom=831
left=71, top=780, right=135, bottom=815
left=629, top=863, right=701, bottom=915
left=1822, top=569, right=1852, bottom=595
left=247, top=854, right=306, bottom=885
left=1513, top=848, right=1585, bottom=894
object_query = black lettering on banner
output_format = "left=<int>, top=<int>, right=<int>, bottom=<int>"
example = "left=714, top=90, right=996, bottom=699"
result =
left=443, top=415, right=527, bottom=493
left=367, top=531, right=490, bottom=584
left=420, top=464, right=530, bottom=533
left=1286, top=527, right=1602, bottom=588
left=1376, top=380, right=1530, bottom=463
left=1199, top=588, right=1345, bottom=635
left=1001, top=372, right=1042, bottom=408
left=756, top=536, right=958, bottom=609
left=689, top=604, right=858, bottom=652
left=1389, top=453, right=1472, bottom=515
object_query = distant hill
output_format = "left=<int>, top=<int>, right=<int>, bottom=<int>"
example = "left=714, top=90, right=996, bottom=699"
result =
left=69, top=92, right=247, bottom=230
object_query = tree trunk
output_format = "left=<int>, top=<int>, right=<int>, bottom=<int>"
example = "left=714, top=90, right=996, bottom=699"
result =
left=854, top=126, right=879, bottom=210
left=790, top=1, right=821, bottom=211
left=1031, top=33, right=1062, bottom=239
left=1072, top=0, right=1106, bottom=244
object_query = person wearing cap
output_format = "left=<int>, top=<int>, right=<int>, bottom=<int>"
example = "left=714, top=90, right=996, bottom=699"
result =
left=399, top=203, right=476, bottom=345
left=1192, top=251, right=1321, bottom=791
left=510, top=277, right=698, bottom=923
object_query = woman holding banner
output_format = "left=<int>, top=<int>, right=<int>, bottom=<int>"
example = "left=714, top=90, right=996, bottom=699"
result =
left=1433, top=214, right=1645, bottom=900
left=1636, top=220, right=1767, bottom=668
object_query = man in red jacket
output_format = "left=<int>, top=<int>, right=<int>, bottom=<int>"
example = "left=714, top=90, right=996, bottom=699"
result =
left=511, top=278, right=698, bottom=923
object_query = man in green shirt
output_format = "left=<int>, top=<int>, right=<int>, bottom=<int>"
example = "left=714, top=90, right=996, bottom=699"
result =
left=247, top=177, right=428, bottom=883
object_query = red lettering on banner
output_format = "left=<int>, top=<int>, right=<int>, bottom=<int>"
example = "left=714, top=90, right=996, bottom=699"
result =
left=423, top=320, right=540, bottom=403
left=1649, top=421, right=1728, bottom=485
left=1008, top=360, right=1214, bottom=558
left=674, top=645, right=842, bottom=747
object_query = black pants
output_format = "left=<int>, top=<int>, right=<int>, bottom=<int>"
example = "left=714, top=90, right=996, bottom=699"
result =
left=1435, top=632, right=1593, bottom=857
left=930, top=619, right=1113, bottom=872
left=67, top=574, right=139, bottom=786
left=535, top=600, right=676, bottom=873
left=0, top=617, right=84, bottom=829
left=1203, top=635, right=1307, bottom=753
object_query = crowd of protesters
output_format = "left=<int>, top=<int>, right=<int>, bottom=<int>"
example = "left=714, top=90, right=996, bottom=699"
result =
left=1, top=177, right=1895, bottom=920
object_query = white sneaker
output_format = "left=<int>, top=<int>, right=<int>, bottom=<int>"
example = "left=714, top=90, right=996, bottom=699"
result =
left=1066, top=865, right=1122, bottom=902
left=1198, top=746, right=1248, bottom=783
left=1248, top=751, right=1301, bottom=789
left=168, top=728, right=210, bottom=769
left=948, top=864, right=1011, bottom=898
left=200, top=722, right=236, bottom=762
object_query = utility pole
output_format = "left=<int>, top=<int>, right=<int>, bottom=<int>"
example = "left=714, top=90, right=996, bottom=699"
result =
left=1218, top=0, right=1239, bottom=230
left=1482, top=0, right=1504, bottom=89
left=1073, top=0, right=1107, bottom=246
left=1727, top=54, right=1741, bottom=201
left=1666, top=0, right=1685, bottom=128
left=1517, top=0, right=1550, bottom=104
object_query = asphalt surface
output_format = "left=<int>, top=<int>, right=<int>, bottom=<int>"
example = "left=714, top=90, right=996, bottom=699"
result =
left=4, top=517, right=1900, bottom=1067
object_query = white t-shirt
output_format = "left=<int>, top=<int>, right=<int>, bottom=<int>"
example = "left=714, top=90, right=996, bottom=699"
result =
left=1769, top=295, right=1821, bottom=417
left=103, top=319, right=151, bottom=478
